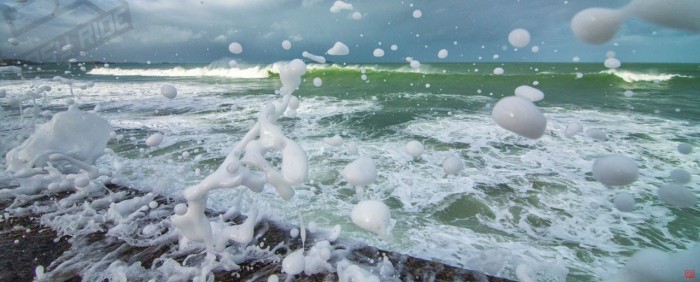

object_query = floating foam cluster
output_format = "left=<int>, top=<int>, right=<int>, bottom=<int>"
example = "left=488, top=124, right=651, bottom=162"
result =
left=373, top=48, right=385, bottom=57
left=491, top=96, right=546, bottom=139
left=657, top=183, right=697, bottom=208
left=160, top=84, right=177, bottom=99
left=514, top=85, right=544, bottom=102
left=404, top=140, right=424, bottom=158
left=351, top=200, right=391, bottom=236
left=591, top=155, right=639, bottom=186
left=302, top=51, right=326, bottom=63
left=5, top=106, right=112, bottom=175
left=342, top=156, right=377, bottom=186
left=508, top=28, right=531, bottom=48
left=330, top=1, right=353, bottom=13
left=228, top=42, right=243, bottom=54
left=604, top=57, right=621, bottom=69
left=327, top=42, right=350, bottom=56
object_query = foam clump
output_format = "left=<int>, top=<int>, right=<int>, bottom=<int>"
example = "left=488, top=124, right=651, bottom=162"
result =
left=313, top=77, right=322, bottom=87
left=491, top=96, right=547, bottom=139
left=302, top=51, right=326, bottom=63
left=145, top=133, right=164, bottom=147
left=623, top=90, right=634, bottom=97
left=404, top=140, right=424, bottom=158
left=437, top=49, right=448, bottom=59
left=609, top=245, right=700, bottom=282
left=571, top=8, right=625, bottom=44
left=324, top=134, right=343, bottom=147
left=592, top=155, right=639, bottom=186
left=327, top=42, right=350, bottom=56
left=330, top=1, right=353, bottom=13
left=514, top=85, right=544, bottom=102
left=623, top=0, right=700, bottom=32
left=409, top=60, right=421, bottom=69
left=303, top=240, right=334, bottom=275
left=352, top=12, right=362, bottom=20
left=657, top=183, right=697, bottom=208
left=282, top=249, right=305, bottom=275
left=161, top=84, right=177, bottom=99
left=613, top=192, right=635, bottom=212
left=412, top=9, right=422, bottom=18
left=604, top=58, right=621, bottom=69
left=282, top=40, right=292, bottom=50
left=669, top=169, right=691, bottom=184
left=493, top=67, right=505, bottom=75
left=508, top=28, right=531, bottom=48
left=228, top=42, right=243, bottom=54
left=564, top=123, right=583, bottom=138
left=442, top=155, right=464, bottom=175
left=351, top=200, right=391, bottom=236
left=373, top=48, right=385, bottom=57
left=677, top=143, right=692, bottom=154
left=6, top=106, right=112, bottom=174
left=342, top=156, right=377, bottom=186
left=337, top=259, right=380, bottom=282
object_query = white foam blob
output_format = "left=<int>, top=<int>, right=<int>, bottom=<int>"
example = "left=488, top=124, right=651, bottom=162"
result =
left=302, top=51, right=327, bottom=63
left=623, top=0, right=700, bottom=32
left=282, top=249, right=305, bottom=275
left=592, top=155, right=639, bottom=186
left=228, top=60, right=238, bottom=68
left=604, top=57, right=622, bottom=69
left=514, top=85, right=544, bottom=102
left=352, top=11, right=362, bottom=20
left=313, top=77, right=322, bottom=87
left=623, top=90, right=634, bottom=97
left=390, top=44, right=398, bottom=51
left=409, top=60, right=421, bottom=69
left=161, top=84, right=177, bottom=99
left=228, top=42, right=243, bottom=54
left=491, top=96, right=547, bottom=139
left=327, top=42, right=350, bottom=56
left=437, top=49, right=448, bottom=59
left=613, top=192, right=635, bottom=212
left=585, top=128, right=607, bottom=141
left=442, top=155, right=464, bottom=175
left=323, top=134, right=343, bottom=147
left=572, top=56, right=581, bottom=62
left=657, top=183, right=698, bottom=208
left=282, top=40, right=292, bottom=50
left=677, top=143, right=693, bottom=154
left=508, top=28, right=531, bottom=48
left=342, top=156, right=377, bottom=186
left=351, top=200, right=391, bottom=236
left=346, top=141, right=359, bottom=155
left=564, top=123, right=583, bottom=138
left=373, top=48, right=385, bottom=57
left=571, top=8, right=625, bottom=44
left=404, top=140, right=424, bottom=158
left=531, top=45, right=540, bottom=53
left=493, top=67, right=505, bottom=75
left=145, top=133, right=164, bottom=147
left=669, top=169, right=691, bottom=184
left=330, top=0, right=353, bottom=13
left=413, top=9, right=422, bottom=18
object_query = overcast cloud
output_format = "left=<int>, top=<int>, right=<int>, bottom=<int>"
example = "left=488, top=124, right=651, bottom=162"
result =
left=1, top=0, right=698, bottom=63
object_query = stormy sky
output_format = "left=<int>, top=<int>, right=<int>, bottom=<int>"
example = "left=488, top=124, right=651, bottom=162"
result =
left=1, top=0, right=699, bottom=63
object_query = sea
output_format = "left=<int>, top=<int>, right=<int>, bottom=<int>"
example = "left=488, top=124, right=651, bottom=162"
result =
left=1, top=61, right=699, bottom=281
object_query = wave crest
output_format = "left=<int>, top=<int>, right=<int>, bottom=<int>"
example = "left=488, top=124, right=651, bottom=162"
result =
left=601, top=69, right=691, bottom=83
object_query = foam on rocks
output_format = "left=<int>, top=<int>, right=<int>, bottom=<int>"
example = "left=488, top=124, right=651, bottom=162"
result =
left=6, top=105, right=112, bottom=175
left=160, top=84, right=177, bottom=99
left=351, top=200, right=391, bottom=236
left=330, top=1, right=353, bottom=13
left=491, top=96, right=547, bottom=139
left=508, top=28, right=531, bottom=48
left=327, top=42, right=350, bottom=56
left=657, top=183, right=698, bottom=208
left=302, top=51, right=327, bottom=63
left=442, top=155, right=464, bottom=175
left=514, top=85, right=544, bottom=102
left=145, top=133, right=164, bottom=147
left=228, top=42, right=243, bottom=54
left=404, top=140, right=424, bottom=158
left=591, top=155, right=639, bottom=186
left=342, top=156, right=377, bottom=186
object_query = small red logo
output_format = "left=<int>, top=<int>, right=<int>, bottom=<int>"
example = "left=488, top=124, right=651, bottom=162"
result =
left=686, top=270, right=696, bottom=279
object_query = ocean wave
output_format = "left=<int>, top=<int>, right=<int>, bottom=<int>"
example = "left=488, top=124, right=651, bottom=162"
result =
left=601, top=69, right=691, bottom=83
left=87, top=65, right=275, bottom=79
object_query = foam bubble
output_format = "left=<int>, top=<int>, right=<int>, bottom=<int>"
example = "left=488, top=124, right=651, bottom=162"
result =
left=313, top=77, right=322, bottom=87
left=623, top=0, right=700, bottom=32
left=438, top=49, right=448, bottom=59
left=228, top=60, right=238, bottom=68
left=413, top=9, right=422, bottom=18
left=669, top=169, right=691, bottom=184
left=442, top=155, right=464, bottom=175
left=623, top=90, right=634, bottom=97
left=677, top=143, right=692, bottom=154
left=508, top=28, right=531, bottom=48
left=351, top=200, right=391, bottom=236
left=514, top=85, right=544, bottom=102
left=352, top=11, right=362, bottom=20
left=592, top=155, right=639, bottom=186
left=145, top=133, right=164, bottom=147
left=410, top=60, right=421, bottom=69
left=342, top=156, right=377, bottom=186
left=493, top=67, right=504, bottom=75
left=657, top=183, right=698, bottom=208
left=330, top=1, right=353, bottom=13
left=571, top=8, right=625, bottom=44
left=161, top=84, right=177, bottom=99
left=302, top=51, right=327, bottom=63
left=390, top=44, right=398, bottom=51
left=228, top=42, right=243, bottom=54
left=327, top=42, right=350, bottom=56
left=531, top=46, right=540, bottom=53
left=586, top=128, right=607, bottom=141
left=282, top=249, right=305, bottom=275
left=613, top=192, right=635, bottom=212
left=373, top=48, right=385, bottom=57
left=282, top=40, right=292, bottom=50
left=404, top=140, right=424, bottom=158
left=564, top=123, right=583, bottom=138
left=604, top=58, right=621, bottom=69
left=491, top=96, right=546, bottom=139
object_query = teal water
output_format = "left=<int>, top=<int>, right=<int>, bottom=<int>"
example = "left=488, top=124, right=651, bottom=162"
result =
left=1, top=62, right=698, bottom=281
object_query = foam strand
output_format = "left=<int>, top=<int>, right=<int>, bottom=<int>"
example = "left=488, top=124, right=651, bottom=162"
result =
left=171, top=60, right=308, bottom=257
